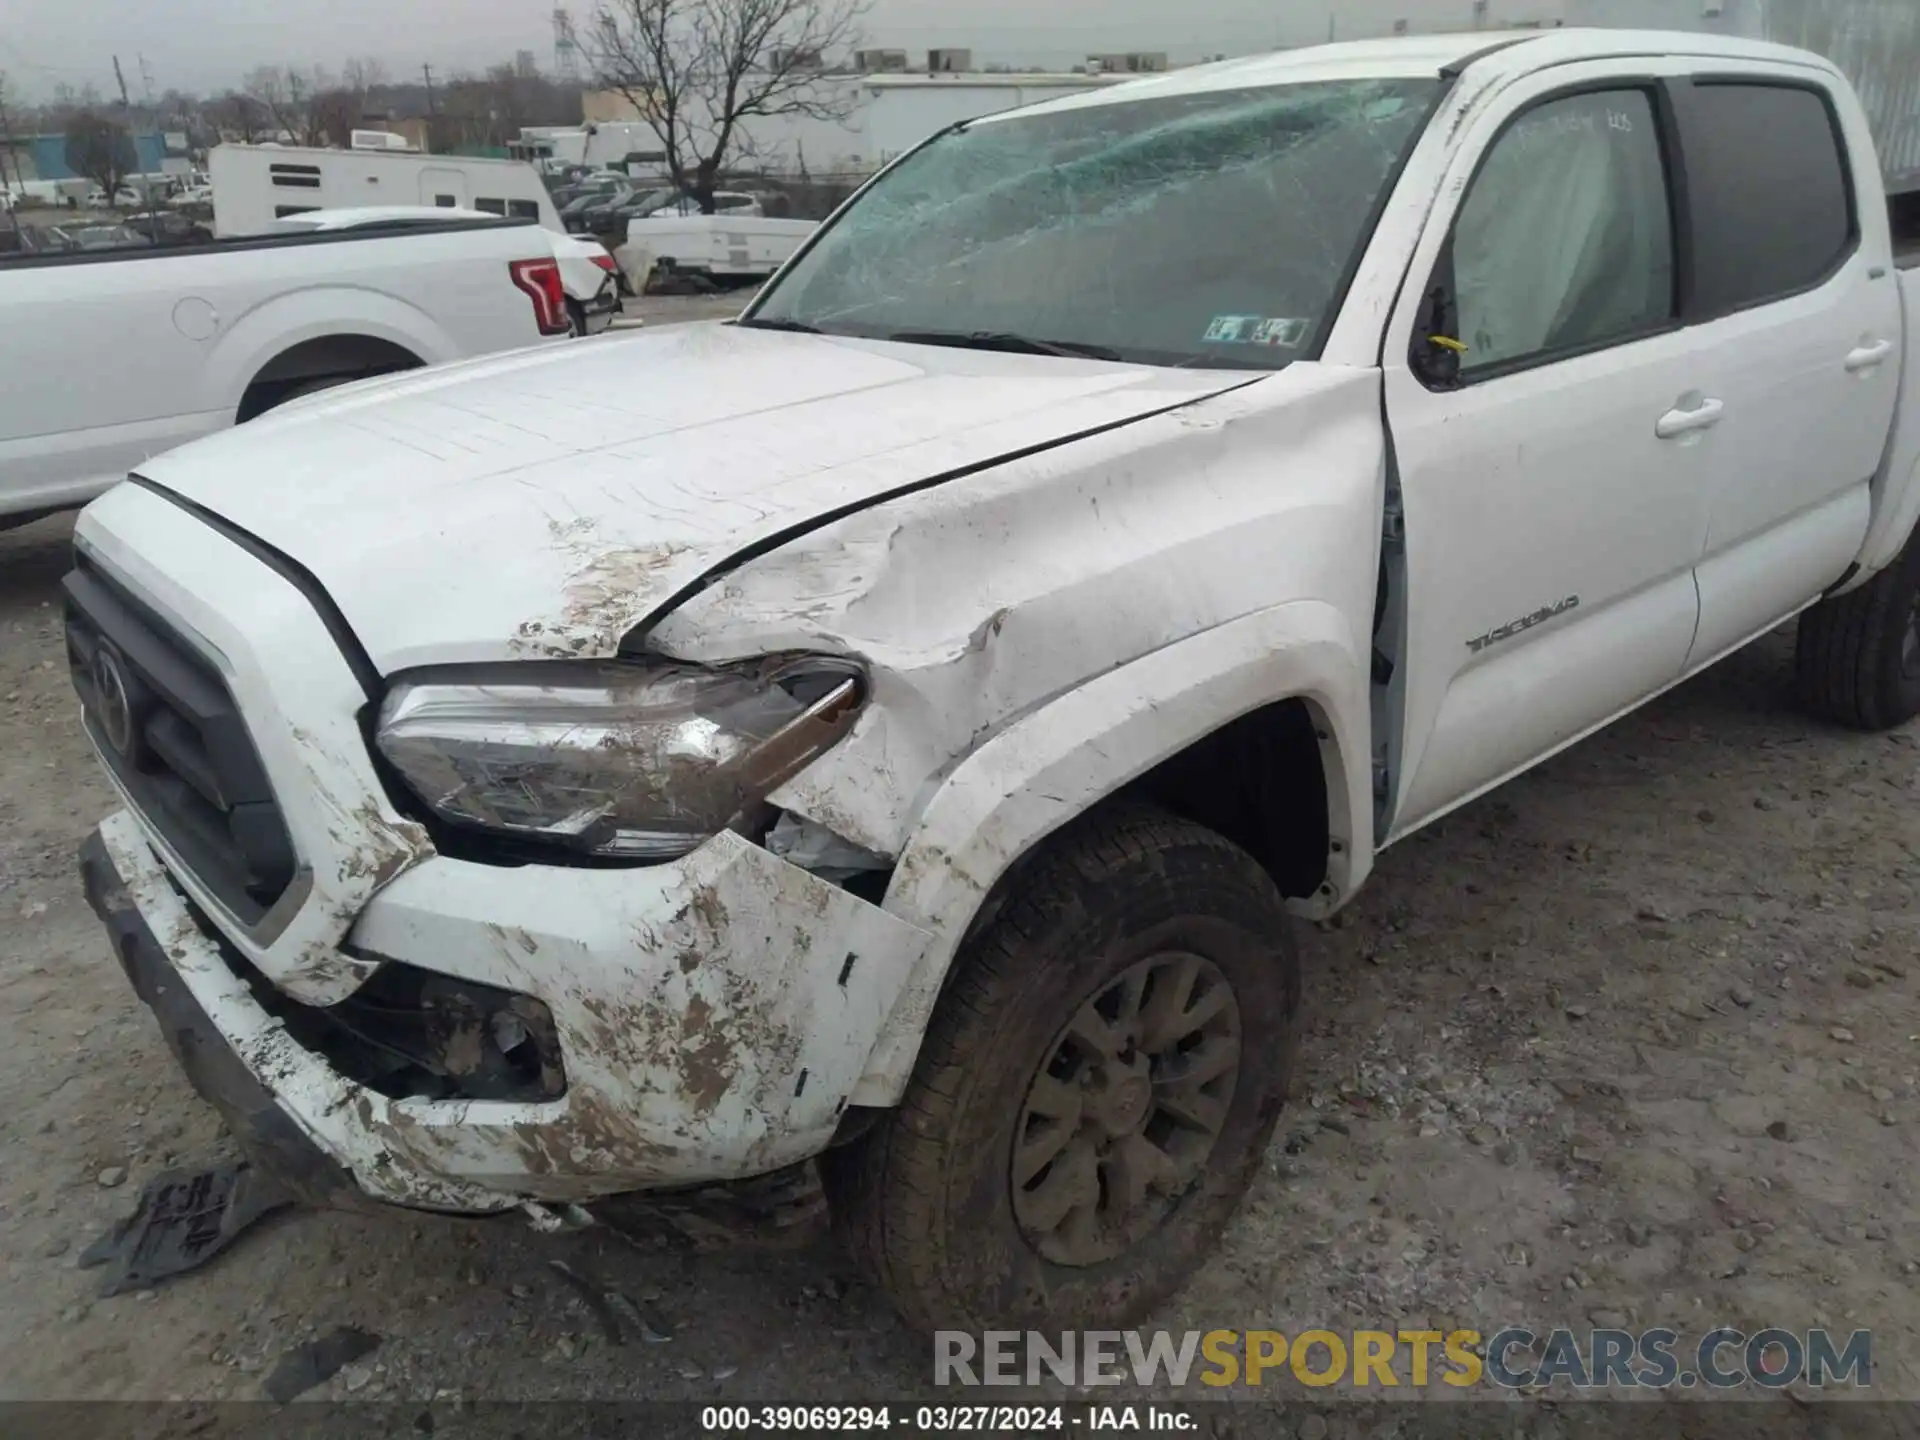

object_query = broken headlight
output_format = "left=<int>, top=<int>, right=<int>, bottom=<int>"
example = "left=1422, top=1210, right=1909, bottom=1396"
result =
left=374, top=656, right=865, bottom=860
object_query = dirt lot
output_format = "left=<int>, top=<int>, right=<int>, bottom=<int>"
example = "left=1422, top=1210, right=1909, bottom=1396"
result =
left=3, top=491, right=1917, bottom=1419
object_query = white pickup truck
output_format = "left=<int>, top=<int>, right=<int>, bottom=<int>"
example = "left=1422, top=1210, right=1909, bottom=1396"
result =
left=69, top=29, right=1920, bottom=1332
left=0, top=216, right=574, bottom=528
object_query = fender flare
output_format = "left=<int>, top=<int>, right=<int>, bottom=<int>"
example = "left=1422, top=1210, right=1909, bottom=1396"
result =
left=1847, top=448, right=1920, bottom=589
left=203, top=287, right=460, bottom=417
left=848, top=600, right=1373, bottom=1106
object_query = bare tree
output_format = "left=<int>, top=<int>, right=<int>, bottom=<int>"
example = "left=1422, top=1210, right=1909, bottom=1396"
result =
left=205, top=90, right=266, bottom=143
left=243, top=65, right=327, bottom=144
left=586, top=0, right=863, bottom=211
left=310, top=87, right=362, bottom=147
left=341, top=57, right=389, bottom=99
left=65, top=111, right=138, bottom=200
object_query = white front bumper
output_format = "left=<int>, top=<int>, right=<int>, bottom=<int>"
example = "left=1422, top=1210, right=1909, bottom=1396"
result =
left=76, top=482, right=932, bottom=1211
left=96, top=811, right=929, bottom=1209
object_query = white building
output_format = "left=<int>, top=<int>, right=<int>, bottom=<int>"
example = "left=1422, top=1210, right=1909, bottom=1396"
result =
left=544, top=72, right=1126, bottom=181
left=740, top=73, right=1127, bottom=175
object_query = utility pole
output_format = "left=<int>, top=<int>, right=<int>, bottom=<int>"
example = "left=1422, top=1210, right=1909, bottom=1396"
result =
left=113, top=55, right=131, bottom=107
left=0, top=71, right=15, bottom=192
left=421, top=63, right=437, bottom=114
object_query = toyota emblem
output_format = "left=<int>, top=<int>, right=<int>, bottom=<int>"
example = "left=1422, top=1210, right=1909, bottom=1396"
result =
left=92, top=645, right=135, bottom=755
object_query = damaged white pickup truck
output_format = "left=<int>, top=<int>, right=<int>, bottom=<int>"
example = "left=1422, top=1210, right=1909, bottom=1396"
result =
left=70, top=28, right=1920, bottom=1330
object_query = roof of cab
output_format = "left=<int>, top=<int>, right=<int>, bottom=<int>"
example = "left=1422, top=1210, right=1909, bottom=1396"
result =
left=987, top=27, right=1840, bottom=123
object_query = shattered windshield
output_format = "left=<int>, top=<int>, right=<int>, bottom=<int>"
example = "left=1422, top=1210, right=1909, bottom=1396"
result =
left=745, top=77, right=1439, bottom=369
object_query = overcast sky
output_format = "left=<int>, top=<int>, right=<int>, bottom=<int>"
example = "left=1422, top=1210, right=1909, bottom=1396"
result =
left=1, top=0, right=1487, bottom=101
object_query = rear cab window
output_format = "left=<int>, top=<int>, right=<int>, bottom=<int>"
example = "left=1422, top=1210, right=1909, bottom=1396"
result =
left=1672, top=79, right=1856, bottom=315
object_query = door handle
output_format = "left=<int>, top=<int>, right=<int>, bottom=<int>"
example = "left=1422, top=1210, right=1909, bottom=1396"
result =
left=1846, top=339, right=1895, bottom=373
left=1655, top=397, right=1724, bottom=440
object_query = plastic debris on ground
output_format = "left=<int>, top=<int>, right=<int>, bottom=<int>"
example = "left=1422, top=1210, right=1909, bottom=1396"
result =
left=77, top=1161, right=297, bottom=1297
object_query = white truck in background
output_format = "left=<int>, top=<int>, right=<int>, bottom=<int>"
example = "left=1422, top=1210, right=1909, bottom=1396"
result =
left=67, top=30, right=1920, bottom=1335
left=0, top=216, right=574, bottom=527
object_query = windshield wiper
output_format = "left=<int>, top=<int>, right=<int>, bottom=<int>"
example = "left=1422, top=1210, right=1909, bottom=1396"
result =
left=886, top=329, right=1125, bottom=362
left=735, top=317, right=822, bottom=334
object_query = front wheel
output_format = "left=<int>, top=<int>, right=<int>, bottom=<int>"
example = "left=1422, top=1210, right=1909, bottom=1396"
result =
left=823, top=804, right=1300, bottom=1332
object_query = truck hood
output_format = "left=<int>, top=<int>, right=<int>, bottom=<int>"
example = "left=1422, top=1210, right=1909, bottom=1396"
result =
left=137, top=324, right=1246, bottom=671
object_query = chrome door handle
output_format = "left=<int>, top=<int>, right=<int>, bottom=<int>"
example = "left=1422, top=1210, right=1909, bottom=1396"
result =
left=1655, top=397, right=1725, bottom=440
left=1846, top=339, right=1896, bottom=373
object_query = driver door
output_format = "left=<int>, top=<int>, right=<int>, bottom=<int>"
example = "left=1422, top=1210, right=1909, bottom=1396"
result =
left=1381, top=65, right=1721, bottom=838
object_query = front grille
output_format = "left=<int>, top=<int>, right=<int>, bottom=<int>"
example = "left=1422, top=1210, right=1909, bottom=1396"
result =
left=64, top=554, right=295, bottom=925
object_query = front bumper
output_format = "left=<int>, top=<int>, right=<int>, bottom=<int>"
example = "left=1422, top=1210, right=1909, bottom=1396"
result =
left=84, top=809, right=931, bottom=1214
left=81, top=830, right=367, bottom=1210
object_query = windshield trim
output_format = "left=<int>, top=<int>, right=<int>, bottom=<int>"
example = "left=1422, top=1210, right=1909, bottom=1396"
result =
left=741, top=74, right=1455, bottom=368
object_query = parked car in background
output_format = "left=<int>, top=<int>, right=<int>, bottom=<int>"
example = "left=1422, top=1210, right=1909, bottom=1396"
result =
left=634, top=189, right=767, bottom=220
left=81, top=186, right=143, bottom=210
left=562, top=179, right=639, bottom=232
left=266, top=206, right=625, bottom=334
left=0, top=213, right=572, bottom=526
left=124, top=210, right=215, bottom=247
left=60, top=224, right=145, bottom=251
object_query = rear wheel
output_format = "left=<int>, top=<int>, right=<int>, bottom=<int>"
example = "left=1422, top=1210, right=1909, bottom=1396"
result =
left=822, top=804, right=1299, bottom=1331
left=1794, top=534, right=1920, bottom=731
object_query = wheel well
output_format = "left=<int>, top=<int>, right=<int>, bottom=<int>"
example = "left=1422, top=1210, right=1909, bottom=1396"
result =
left=1117, top=698, right=1332, bottom=901
left=236, top=334, right=423, bottom=422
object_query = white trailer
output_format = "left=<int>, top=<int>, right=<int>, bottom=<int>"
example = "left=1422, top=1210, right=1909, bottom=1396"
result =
left=616, top=212, right=817, bottom=291
left=209, top=145, right=564, bottom=237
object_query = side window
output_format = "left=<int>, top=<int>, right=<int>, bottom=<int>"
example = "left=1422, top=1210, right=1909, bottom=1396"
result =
left=473, top=197, right=507, bottom=216
left=1443, top=89, right=1675, bottom=377
left=507, top=199, right=541, bottom=220
left=1680, top=82, right=1853, bottom=316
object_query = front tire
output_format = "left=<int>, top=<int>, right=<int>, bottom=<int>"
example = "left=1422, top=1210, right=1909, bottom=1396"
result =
left=1794, top=534, right=1920, bottom=731
left=823, top=804, right=1300, bottom=1332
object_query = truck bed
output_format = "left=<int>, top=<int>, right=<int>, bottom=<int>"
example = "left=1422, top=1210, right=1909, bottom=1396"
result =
left=0, top=214, right=538, bottom=268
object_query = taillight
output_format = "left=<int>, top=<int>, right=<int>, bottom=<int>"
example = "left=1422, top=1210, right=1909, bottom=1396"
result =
left=509, top=258, right=569, bottom=336
left=590, top=253, right=618, bottom=273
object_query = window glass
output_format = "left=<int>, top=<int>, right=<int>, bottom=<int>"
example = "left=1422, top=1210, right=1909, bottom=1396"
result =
left=508, top=199, right=541, bottom=219
left=1450, top=89, right=1674, bottom=374
left=749, top=78, right=1440, bottom=370
left=433, top=194, right=456, bottom=208
left=473, top=197, right=507, bottom=215
left=1682, top=82, right=1851, bottom=314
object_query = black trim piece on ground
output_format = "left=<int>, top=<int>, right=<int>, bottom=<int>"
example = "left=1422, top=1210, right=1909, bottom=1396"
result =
left=125, top=475, right=383, bottom=702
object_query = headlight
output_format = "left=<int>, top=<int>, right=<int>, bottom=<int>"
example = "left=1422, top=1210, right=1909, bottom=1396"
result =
left=374, top=656, right=864, bottom=860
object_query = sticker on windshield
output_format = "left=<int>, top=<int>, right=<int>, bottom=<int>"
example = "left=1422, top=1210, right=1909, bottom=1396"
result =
left=1202, top=315, right=1261, bottom=344
left=1251, top=317, right=1309, bottom=347
left=1203, top=315, right=1309, bottom=347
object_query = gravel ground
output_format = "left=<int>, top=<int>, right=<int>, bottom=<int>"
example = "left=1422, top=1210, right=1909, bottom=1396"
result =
left=3, top=482, right=1918, bottom=1421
